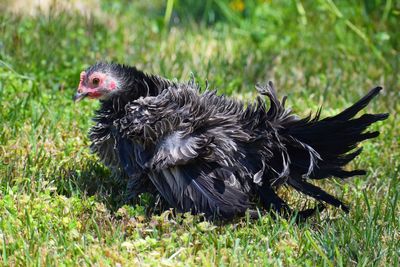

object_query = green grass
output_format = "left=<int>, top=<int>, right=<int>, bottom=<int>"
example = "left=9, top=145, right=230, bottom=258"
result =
left=0, top=1, right=399, bottom=265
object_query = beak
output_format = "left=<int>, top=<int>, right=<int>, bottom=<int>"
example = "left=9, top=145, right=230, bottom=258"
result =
left=73, top=92, right=89, bottom=102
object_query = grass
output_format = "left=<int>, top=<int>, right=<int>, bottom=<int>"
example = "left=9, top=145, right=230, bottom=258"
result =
left=0, top=0, right=399, bottom=265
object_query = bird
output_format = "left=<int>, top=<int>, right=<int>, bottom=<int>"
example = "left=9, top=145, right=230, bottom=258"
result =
left=74, top=62, right=388, bottom=221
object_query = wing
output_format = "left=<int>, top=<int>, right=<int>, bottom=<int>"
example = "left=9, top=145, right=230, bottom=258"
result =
left=149, top=162, right=253, bottom=220
left=125, top=134, right=253, bottom=220
left=150, top=130, right=252, bottom=219
left=116, top=86, right=254, bottom=219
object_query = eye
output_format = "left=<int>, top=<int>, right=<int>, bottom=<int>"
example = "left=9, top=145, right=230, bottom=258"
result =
left=92, top=77, right=100, bottom=87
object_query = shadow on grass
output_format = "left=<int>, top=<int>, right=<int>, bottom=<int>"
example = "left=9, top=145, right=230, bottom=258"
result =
left=50, top=159, right=336, bottom=224
left=54, top=160, right=167, bottom=214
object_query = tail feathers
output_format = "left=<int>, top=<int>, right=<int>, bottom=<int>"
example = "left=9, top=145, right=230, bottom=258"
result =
left=285, top=88, right=388, bottom=180
left=288, top=114, right=387, bottom=152
left=259, top=84, right=388, bottom=212
left=287, top=177, right=350, bottom=212
left=258, top=182, right=326, bottom=221
left=325, top=86, right=383, bottom=122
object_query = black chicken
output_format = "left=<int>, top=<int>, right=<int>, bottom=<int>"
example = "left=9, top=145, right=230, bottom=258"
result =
left=74, top=62, right=388, bottom=220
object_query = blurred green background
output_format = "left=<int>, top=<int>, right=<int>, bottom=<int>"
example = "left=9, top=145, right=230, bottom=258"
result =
left=0, top=0, right=399, bottom=266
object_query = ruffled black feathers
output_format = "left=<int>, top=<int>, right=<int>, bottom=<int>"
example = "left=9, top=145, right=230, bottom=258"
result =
left=85, top=63, right=388, bottom=220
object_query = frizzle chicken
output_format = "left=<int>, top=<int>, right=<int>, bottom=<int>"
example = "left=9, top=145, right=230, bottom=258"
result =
left=74, top=62, right=388, bottom=220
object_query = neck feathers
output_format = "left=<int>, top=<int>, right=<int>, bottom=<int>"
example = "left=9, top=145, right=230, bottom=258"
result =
left=117, top=65, right=173, bottom=99
left=99, top=66, right=174, bottom=117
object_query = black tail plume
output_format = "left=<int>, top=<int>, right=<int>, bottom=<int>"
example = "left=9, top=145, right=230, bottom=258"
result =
left=287, top=87, right=388, bottom=180
left=259, top=84, right=388, bottom=213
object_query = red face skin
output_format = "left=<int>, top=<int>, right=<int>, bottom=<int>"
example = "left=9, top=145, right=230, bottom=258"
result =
left=74, top=71, right=117, bottom=101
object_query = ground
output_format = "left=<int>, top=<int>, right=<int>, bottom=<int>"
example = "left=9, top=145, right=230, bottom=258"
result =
left=0, top=1, right=399, bottom=266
